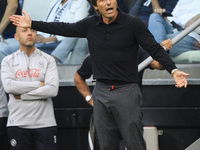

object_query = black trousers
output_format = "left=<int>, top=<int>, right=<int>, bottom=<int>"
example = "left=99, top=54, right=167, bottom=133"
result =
left=0, top=117, right=9, bottom=149
left=93, top=82, right=146, bottom=150
left=7, top=126, right=57, bottom=150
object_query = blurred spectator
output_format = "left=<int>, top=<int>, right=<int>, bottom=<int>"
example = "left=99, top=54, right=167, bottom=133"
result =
left=129, top=0, right=178, bottom=26
left=124, top=0, right=137, bottom=13
left=0, top=71, right=9, bottom=150
left=52, top=38, right=89, bottom=64
left=0, top=0, right=22, bottom=39
left=51, top=0, right=90, bottom=64
left=35, top=0, right=72, bottom=53
left=117, top=0, right=126, bottom=12
left=0, top=0, right=90, bottom=64
left=148, top=0, right=200, bottom=58
left=22, top=0, right=52, bottom=21
left=0, top=0, right=22, bottom=64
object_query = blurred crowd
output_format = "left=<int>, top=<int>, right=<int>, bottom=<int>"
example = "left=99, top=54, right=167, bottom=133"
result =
left=0, top=0, right=200, bottom=65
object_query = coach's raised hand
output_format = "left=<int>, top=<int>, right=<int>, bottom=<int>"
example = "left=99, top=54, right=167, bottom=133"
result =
left=10, top=10, right=32, bottom=28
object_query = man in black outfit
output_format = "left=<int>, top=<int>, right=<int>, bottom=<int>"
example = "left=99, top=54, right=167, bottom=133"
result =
left=10, top=0, right=189, bottom=149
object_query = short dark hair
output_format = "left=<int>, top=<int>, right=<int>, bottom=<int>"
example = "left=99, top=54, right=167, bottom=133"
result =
left=91, top=0, right=97, bottom=6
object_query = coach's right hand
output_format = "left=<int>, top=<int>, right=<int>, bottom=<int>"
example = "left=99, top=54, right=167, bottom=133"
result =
left=10, top=10, right=32, bottom=28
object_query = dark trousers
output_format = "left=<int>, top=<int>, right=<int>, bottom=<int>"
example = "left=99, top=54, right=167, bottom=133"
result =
left=93, top=82, right=146, bottom=150
left=0, top=117, right=9, bottom=149
left=88, top=114, right=126, bottom=150
left=7, top=126, right=57, bottom=150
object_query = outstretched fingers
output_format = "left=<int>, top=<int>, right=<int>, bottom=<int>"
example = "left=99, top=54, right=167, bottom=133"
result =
left=175, top=78, right=188, bottom=88
left=184, top=78, right=188, bottom=88
left=9, top=10, right=31, bottom=28
left=10, top=15, right=21, bottom=26
left=22, top=10, right=28, bottom=16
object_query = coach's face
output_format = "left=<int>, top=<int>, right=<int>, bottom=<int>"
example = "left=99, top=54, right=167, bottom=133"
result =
left=94, top=0, right=118, bottom=24
left=15, top=27, right=37, bottom=48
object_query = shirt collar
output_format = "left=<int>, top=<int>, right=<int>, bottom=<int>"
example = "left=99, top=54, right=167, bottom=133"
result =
left=18, top=48, right=39, bottom=56
left=96, top=8, right=123, bottom=25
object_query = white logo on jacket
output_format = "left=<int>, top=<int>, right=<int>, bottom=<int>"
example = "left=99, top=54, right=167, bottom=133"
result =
left=37, top=61, right=44, bottom=68
left=10, top=139, right=17, bottom=147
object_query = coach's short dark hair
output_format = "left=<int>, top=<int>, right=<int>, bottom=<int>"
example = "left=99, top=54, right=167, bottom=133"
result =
left=91, top=0, right=97, bottom=6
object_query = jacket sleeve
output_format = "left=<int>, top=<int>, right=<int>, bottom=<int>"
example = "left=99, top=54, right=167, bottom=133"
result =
left=133, top=17, right=177, bottom=73
left=20, top=59, right=59, bottom=100
left=1, top=58, right=41, bottom=95
left=31, top=15, right=90, bottom=38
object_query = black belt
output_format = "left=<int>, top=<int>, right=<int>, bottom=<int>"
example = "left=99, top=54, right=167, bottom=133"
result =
left=96, top=79, right=132, bottom=85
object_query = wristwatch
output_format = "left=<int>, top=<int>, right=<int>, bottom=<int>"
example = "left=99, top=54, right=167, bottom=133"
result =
left=85, top=95, right=92, bottom=102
